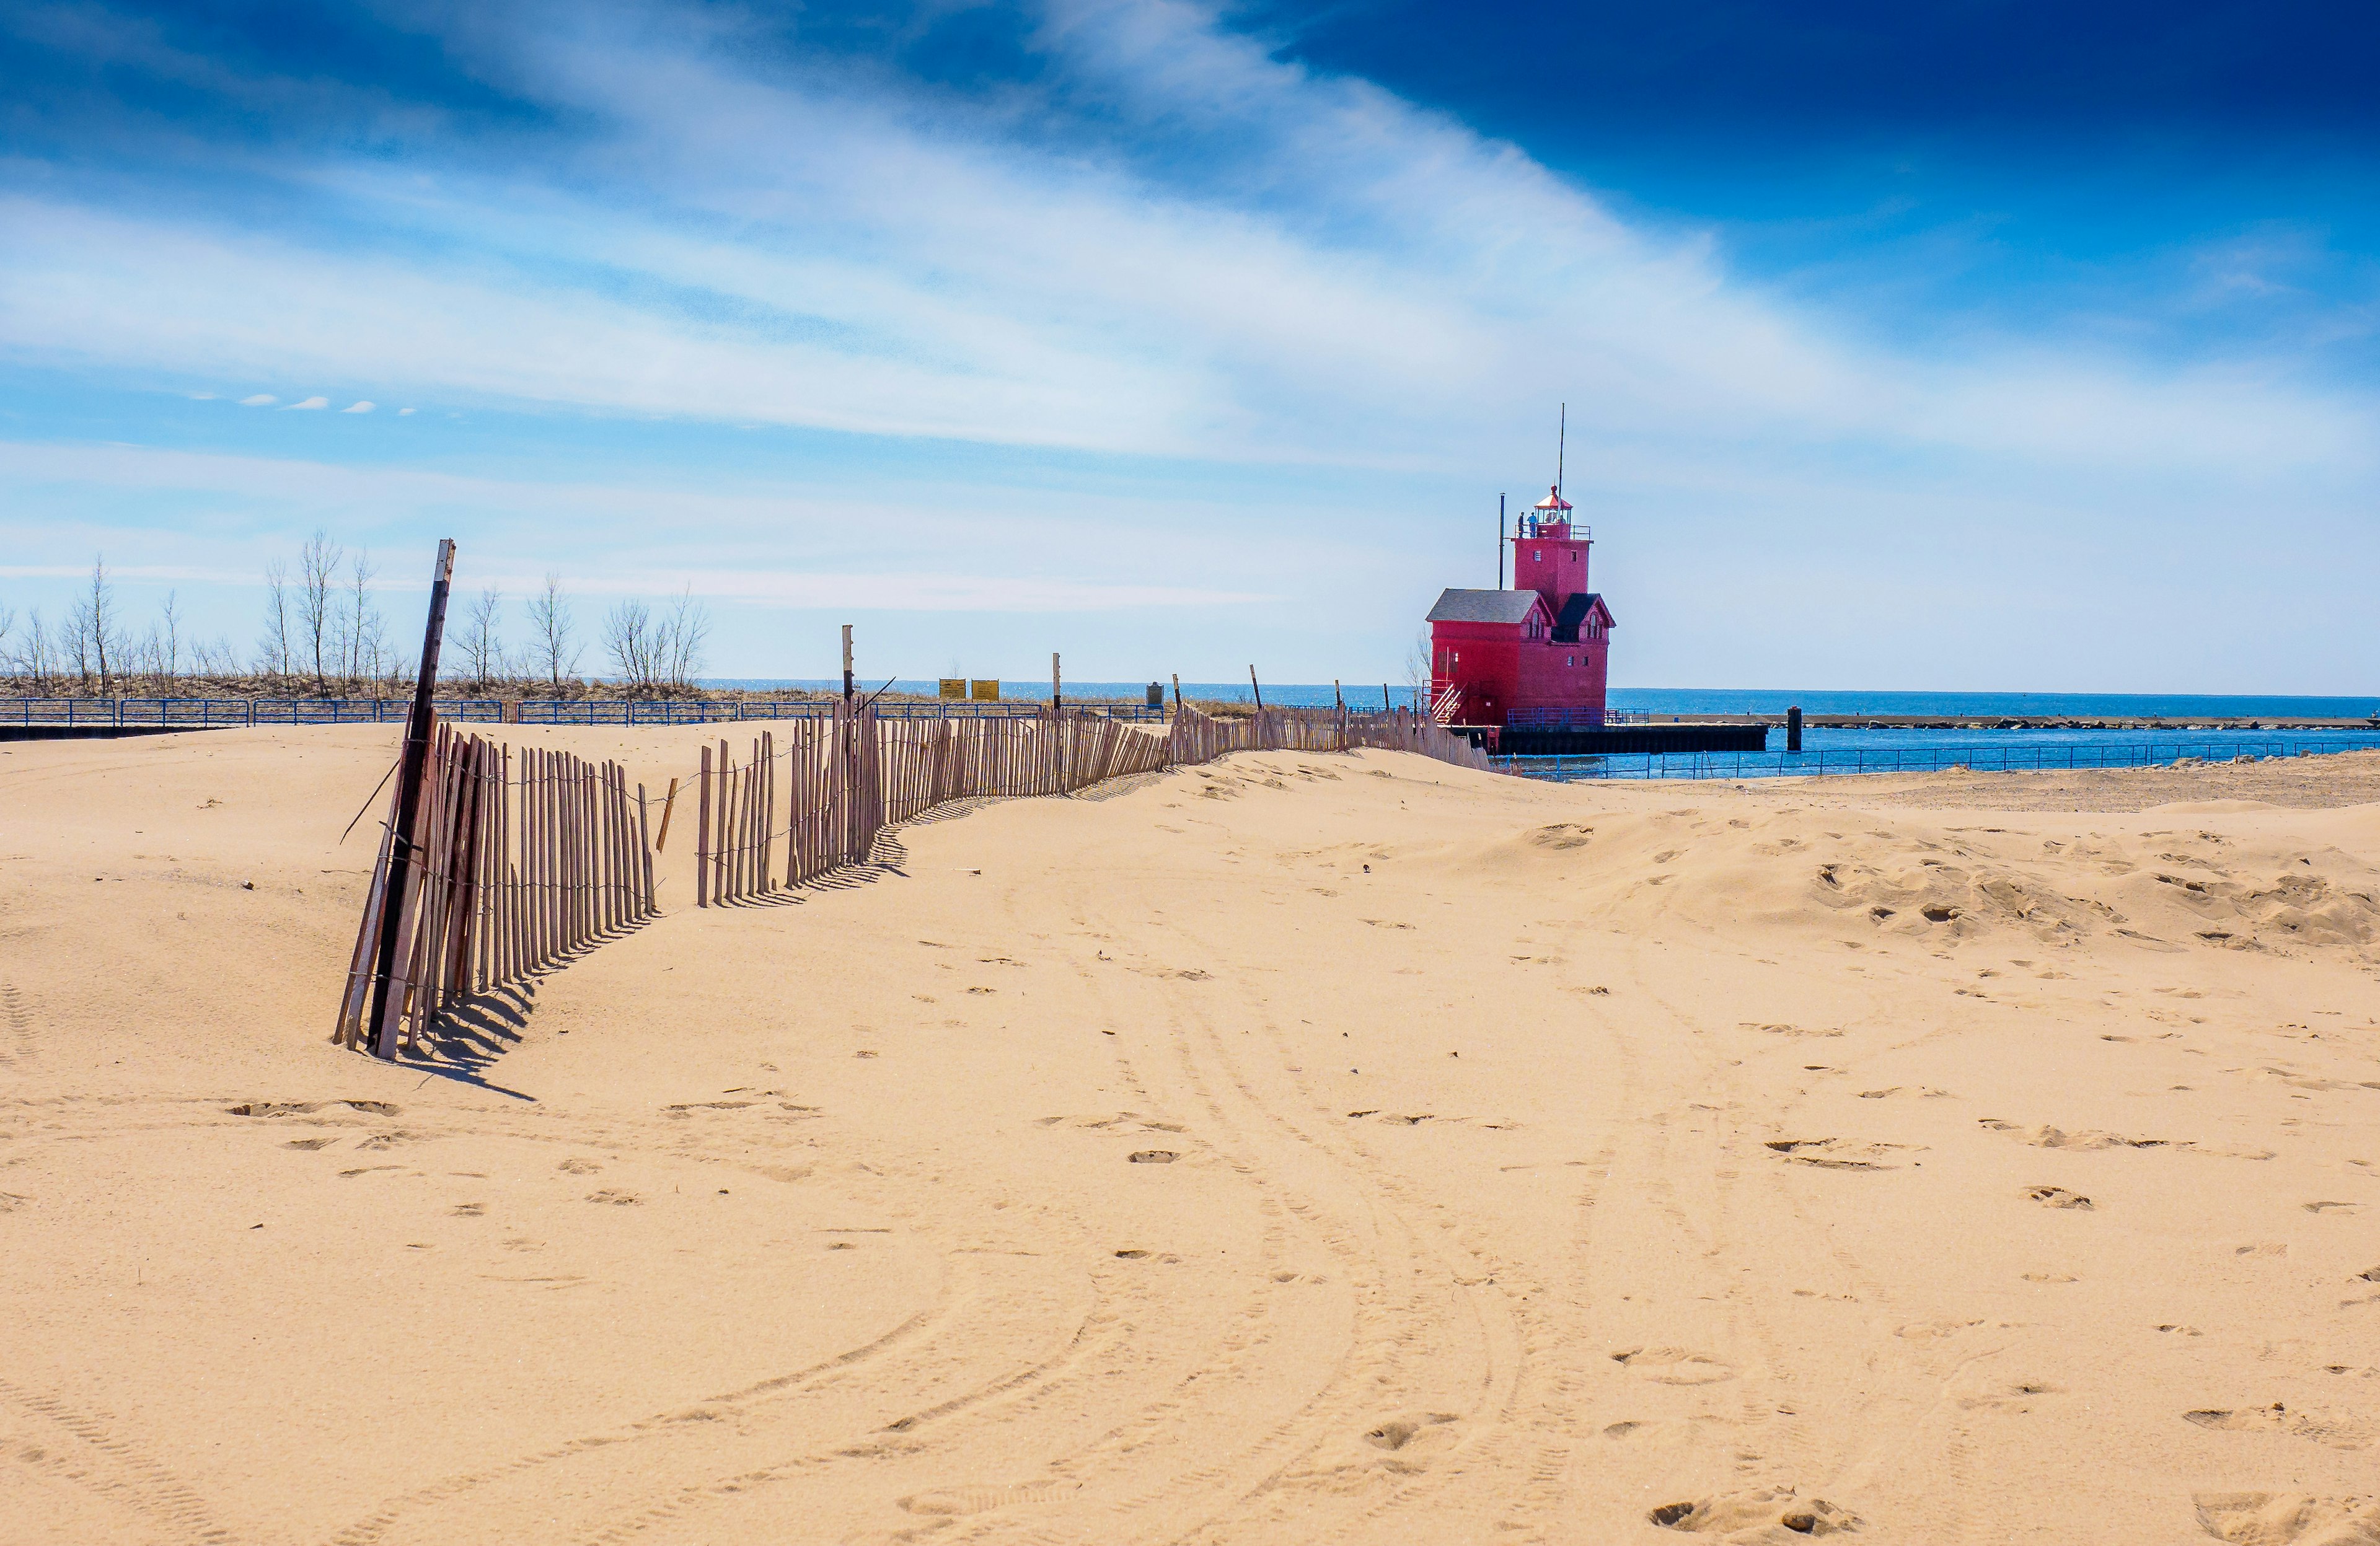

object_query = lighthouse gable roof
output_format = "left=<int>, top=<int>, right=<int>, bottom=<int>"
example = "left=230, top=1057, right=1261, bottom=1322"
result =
left=1550, top=591, right=1613, bottom=641
left=1427, top=588, right=1546, bottom=626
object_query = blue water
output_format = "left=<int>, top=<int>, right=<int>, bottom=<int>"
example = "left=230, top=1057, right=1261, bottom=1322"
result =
left=1794, top=726, right=2380, bottom=754
left=1504, top=731, right=2380, bottom=783
left=707, top=680, right=2380, bottom=720
left=1607, top=688, right=2380, bottom=721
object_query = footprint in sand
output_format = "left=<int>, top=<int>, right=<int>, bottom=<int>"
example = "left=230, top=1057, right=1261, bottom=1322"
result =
left=0, top=982, right=34, bottom=1064
left=2186, top=1406, right=2374, bottom=1449
left=1983, top=1120, right=2166, bottom=1151
left=1648, top=1488, right=1859, bottom=1535
left=2027, top=1185, right=2094, bottom=1210
left=227, top=1099, right=400, bottom=1118
left=1766, top=1139, right=1916, bottom=1170
left=2192, top=1491, right=2380, bottom=1545
left=1610, top=1347, right=1740, bottom=1386
left=1604, top=1417, right=1718, bottom=1443
left=1364, top=1412, right=1460, bottom=1452
left=1957, top=1378, right=2061, bottom=1411
left=899, top=1480, right=1080, bottom=1516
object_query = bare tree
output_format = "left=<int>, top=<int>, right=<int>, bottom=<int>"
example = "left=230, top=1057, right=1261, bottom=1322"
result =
left=604, top=599, right=658, bottom=690
left=299, top=530, right=342, bottom=692
left=65, top=558, right=118, bottom=695
left=338, top=548, right=382, bottom=686
left=337, top=550, right=388, bottom=688
left=526, top=572, right=580, bottom=690
left=661, top=586, right=710, bottom=690
left=258, top=560, right=294, bottom=680
left=192, top=635, right=237, bottom=677
left=301, top=534, right=340, bottom=686
left=1405, top=627, right=1433, bottom=713
left=11, top=609, right=56, bottom=691
left=460, top=587, right=507, bottom=686
left=129, top=623, right=161, bottom=688
left=158, top=590, right=182, bottom=684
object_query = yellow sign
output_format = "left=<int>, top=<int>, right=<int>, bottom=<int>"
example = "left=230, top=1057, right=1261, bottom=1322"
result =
left=970, top=679, right=1000, bottom=701
left=938, top=678, right=965, bottom=700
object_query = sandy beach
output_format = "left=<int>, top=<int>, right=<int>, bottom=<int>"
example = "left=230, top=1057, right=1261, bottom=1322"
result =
left=2, top=727, right=2376, bottom=1545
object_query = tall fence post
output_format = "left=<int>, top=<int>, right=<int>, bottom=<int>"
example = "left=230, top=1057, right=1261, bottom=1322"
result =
left=365, top=539, right=456, bottom=1059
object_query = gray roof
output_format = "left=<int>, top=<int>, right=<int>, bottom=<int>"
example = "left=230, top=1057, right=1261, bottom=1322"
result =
left=1426, top=588, right=1544, bottom=625
left=1551, top=591, right=1612, bottom=641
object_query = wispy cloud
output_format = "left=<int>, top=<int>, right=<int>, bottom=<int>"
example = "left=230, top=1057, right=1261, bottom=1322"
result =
left=0, top=3, right=2365, bottom=478
left=0, top=0, right=2373, bottom=687
left=239, top=392, right=276, bottom=405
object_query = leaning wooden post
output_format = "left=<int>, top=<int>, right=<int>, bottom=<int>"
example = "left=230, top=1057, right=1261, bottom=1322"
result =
left=366, top=539, right=457, bottom=1059
left=637, top=782, right=654, bottom=914
left=696, top=744, right=712, bottom=908
left=654, top=776, right=681, bottom=851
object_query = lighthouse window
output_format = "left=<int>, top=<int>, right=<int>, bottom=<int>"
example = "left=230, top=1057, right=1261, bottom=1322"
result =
left=1532, top=551, right=1542, bottom=563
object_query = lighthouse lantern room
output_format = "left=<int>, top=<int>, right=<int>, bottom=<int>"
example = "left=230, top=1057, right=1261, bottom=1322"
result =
left=1426, top=484, right=1616, bottom=731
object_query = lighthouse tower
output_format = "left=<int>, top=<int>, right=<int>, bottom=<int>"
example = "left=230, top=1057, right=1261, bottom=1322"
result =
left=1514, top=485, right=1592, bottom=616
left=1424, top=483, right=1616, bottom=730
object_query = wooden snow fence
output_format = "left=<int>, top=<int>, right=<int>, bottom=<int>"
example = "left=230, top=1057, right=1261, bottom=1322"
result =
left=335, top=723, right=657, bottom=1056
left=697, top=703, right=1174, bottom=903
left=1170, top=702, right=1492, bottom=770
left=1342, top=706, right=1496, bottom=770
left=690, top=701, right=1486, bottom=907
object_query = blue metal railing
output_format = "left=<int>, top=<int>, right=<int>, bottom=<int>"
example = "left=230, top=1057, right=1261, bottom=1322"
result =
left=0, top=696, right=1168, bottom=731
left=1502, top=707, right=1654, bottom=731
left=1494, top=736, right=2380, bottom=783
left=1, top=698, right=503, bottom=727
left=511, top=698, right=1166, bottom=726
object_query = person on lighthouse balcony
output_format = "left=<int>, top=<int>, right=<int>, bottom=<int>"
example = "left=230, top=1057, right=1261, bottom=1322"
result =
left=1425, top=483, right=1616, bottom=732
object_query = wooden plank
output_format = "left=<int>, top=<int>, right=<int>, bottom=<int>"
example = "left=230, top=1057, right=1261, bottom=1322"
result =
left=654, top=776, right=681, bottom=851
left=637, top=781, right=653, bottom=915
left=696, top=743, right=712, bottom=908
left=333, top=781, right=402, bottom=1046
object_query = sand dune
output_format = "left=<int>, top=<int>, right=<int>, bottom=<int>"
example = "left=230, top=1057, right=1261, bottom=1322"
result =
left=2, top=729, right=2376, bottom=1544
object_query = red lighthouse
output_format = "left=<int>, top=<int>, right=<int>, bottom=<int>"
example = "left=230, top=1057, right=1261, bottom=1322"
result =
left=1426, top=485, right=1616, bottom=731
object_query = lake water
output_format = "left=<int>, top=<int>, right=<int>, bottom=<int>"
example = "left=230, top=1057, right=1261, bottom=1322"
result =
left=710, top=679, right=2379, bottom=720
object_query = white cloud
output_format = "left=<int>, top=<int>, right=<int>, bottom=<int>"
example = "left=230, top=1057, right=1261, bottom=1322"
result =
left=0, top=0, right=2373, bottom=687
left=188, top=390, right=216, bottom=400
left=0, top=3, right=2365, bottom=479
left=285, top=395, right=329, bottom=410
left=238, top=393, right=276, bottom=405
left=0, top=438, right=1289, bottom=610
left=342, top=399, right=374, bottom=413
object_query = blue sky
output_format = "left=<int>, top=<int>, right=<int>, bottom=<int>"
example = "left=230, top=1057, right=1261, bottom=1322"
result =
left=1, top=0, right=2373, bottom=690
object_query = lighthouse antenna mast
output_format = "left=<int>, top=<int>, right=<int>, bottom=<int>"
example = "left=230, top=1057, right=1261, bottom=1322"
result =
left=1556, top=402, right=1566, bottom=505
